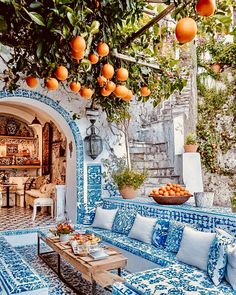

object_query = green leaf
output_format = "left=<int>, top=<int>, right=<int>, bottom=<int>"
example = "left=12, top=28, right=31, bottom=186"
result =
left=29, top=2, right=43, bottom=9
left=36, top=42, right=43, bottom=58
left=23, top=9, right=46, bottom=26
left=67, top=12, right=75, bottom=26
left=0, top=15, right=7, bottom=32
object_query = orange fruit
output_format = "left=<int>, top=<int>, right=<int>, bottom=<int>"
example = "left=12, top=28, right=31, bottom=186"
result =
left=196, top=0, right=216, bottom=16
left=80, top=87, right=94, bottom=99
left=54, top=66, right=68, bottom=81
left=176, top=192, right=181, bottom=196
left=97, top=42, right=109, bottom=57
left=116, top=68, right=129, bottom=81
left=169, top=190, right=175, bottom=196
left=69, top=81, right=81, bottom=93
left=70, top=36, right=86, bottom=52
left=25, top=76, right=38, bottom=88
left=175, top=17, right=197, bottom=44
left=88, top=53, right=99, bottom=64
left=164, top=192, right=169, bottom=197
left=101, top=88, right=111, bottom=96
left=97, top=76, right=107, bottom=87
left=72, top=49, right=85, bottom=60
left=46, top=78, right=59, bottom=90
left=140, top=86, right=151, bottom=97
left=114, top=85, right=128, bottom=98
left=180, top=191, right=184, bottom=196
left=167, top=183, right=172, bottom=186
left=101, top=64, right=114, bottom=79
left=106, top=81, right=116, bottom=92
left=122, top=90, right=133, bottom=102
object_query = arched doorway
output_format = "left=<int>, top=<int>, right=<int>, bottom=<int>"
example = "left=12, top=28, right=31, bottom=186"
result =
left=0, top=89, right=84, bottom=222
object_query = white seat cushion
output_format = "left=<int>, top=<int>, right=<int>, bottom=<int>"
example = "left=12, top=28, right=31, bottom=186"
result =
left=26, top=189, right=48, bottom=198
left=34, top=198, right=53, bottom=206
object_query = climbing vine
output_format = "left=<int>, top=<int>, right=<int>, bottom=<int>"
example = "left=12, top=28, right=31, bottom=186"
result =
left=196, top=68, right=236, bottom=175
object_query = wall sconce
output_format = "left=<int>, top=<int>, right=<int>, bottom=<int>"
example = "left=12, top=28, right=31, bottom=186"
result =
left=84, top=108, right=103, bottom=160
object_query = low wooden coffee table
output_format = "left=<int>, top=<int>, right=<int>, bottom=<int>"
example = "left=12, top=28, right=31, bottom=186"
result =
left=38, top=232, right=127, bottom=294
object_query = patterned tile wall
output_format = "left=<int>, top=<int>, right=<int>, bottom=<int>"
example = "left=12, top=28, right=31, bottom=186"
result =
left=103, top=198, right=236, bottom=237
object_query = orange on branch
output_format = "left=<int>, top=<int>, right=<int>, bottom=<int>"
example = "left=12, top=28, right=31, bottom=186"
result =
left=88, top=53, right=99, bottom=64
left=196, top=0, right=216, bottom=16
left=72, top=49, right=85, bottom=60
left=69, top=81, right=81, bottom=93
left=175, top=18, right=197, bottom=44
left=25, top=76, right=38, bottom=88
left=116, top=68, right=129, bottom=81
left=106, top=81, right=116, bottom=92
left=46, top=78, right=59, bottom=91
left=101, top=88, right=112, bottom=96
left=97, top=76, right=107, bottom=87
left=80, top=87, right=94, bottom=99
left=122, top=90, right=133, bottom=102
left=114, top=85, right=128, bottom=98
left=54, top=66, right=68, bottom=81
left=140, top=86, right=151, bottom=97
left=101, top=64, right=114, bottom=79
left=70, top=36, right=86, bottom=52
left=97, top=42, right=109, bottom=57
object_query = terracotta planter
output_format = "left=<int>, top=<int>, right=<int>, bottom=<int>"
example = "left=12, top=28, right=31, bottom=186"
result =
left=184, top=144, right=198, bottom=153
left=119, top=186, right=137, bottom=199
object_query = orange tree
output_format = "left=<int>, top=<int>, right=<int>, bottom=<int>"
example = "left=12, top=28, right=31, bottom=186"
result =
left=0, top=0, right=234, bottom=121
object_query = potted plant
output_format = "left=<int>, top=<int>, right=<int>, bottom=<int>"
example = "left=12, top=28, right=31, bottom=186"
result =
left=184, top=133, right=198, bottom=153
left=112, top=168, right=147, bottom=199
left=230, top=192, right=236, bottom=213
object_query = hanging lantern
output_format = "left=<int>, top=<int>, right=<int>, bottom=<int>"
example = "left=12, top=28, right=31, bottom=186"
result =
left=84, top=119, right=103, bottom=160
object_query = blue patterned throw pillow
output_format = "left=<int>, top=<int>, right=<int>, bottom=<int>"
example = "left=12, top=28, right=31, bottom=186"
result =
left=112, top=209, right=137, bottom=235
left=165, top=221, right=196, bottom=253
left=152, top=219, right=170, bottom=248
left=207, top=228, right=234, bottom=286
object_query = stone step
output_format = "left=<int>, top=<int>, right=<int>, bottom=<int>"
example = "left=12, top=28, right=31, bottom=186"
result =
left=132, top=159, right=171, bottom=170
left=130, top=153, right=169, bottom=162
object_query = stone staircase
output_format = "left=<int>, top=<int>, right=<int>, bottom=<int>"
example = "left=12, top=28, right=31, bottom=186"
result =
left=129, top=74, right=193, bottom=196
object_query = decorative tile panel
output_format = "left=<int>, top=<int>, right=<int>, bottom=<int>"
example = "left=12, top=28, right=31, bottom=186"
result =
left=87, top=164, right=102, bottom=205
left=103, top=197, right=236, bottom=237
left=0, top=89, right=84, bottom=223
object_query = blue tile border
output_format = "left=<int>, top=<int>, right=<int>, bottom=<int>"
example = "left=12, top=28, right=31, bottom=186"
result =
left=87, top=164, right=102, bottom=205
left=0, top=89, right=84, bottom=223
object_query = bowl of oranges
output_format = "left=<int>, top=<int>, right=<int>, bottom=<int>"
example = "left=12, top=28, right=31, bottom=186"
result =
left=149, top=183, right=192, bottom=205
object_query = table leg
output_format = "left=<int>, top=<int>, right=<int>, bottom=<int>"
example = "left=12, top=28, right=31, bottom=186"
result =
left=58, top=254, right=61, bottom=277
left=118, top=268, right=121, bottom=277
left=37, top=235, right=40, bottom=255
left=6, top=186, right=10, bottom=208
left=92, top=280, right=97, bottom=295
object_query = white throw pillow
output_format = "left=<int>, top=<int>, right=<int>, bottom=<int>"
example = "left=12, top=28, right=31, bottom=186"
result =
left=128, top=214, right=157, bottom=244
left=92, top=207, right=118, bottom=230
left=226, top=244, right=236, bottom=290
left=226, top=263, right=236, bottom=290
left=177, top=226, right=215, bottom=271
left=227, top=244, right=236, bottom=268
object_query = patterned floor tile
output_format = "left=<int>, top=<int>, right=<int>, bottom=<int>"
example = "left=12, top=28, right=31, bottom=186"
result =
left=0, top=207, right=55, bottom=231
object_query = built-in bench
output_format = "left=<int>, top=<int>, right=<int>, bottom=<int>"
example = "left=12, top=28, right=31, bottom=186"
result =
left=0, top=236, right=48, bottom=295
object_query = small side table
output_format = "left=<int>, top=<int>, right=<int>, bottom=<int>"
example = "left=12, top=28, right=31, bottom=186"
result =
left=1, top=183, right=17, bottom=208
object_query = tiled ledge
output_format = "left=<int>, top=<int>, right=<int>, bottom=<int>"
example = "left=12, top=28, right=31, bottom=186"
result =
left=103, top=197, right=236, bottom=237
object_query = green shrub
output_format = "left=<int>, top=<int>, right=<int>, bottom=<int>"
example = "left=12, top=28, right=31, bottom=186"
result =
left=185, top=133, right=197, bottom=145
left=112, top=168, right=147, bottom=190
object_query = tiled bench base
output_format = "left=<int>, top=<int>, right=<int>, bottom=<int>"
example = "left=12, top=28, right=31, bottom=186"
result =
left=0, top=237, right=48, bottom=295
